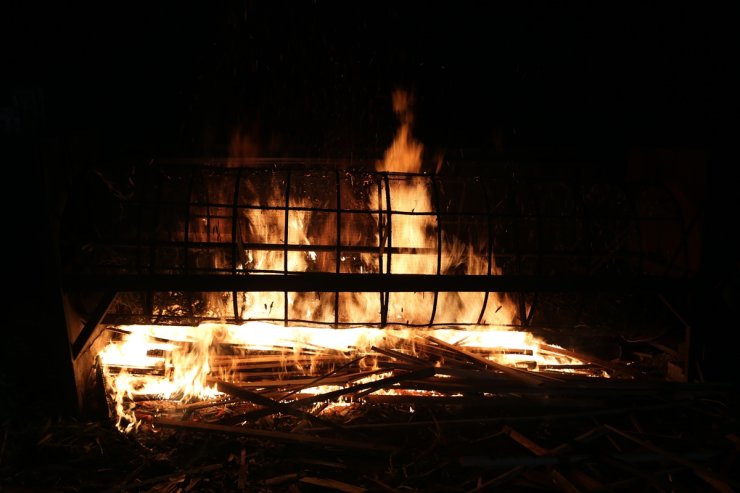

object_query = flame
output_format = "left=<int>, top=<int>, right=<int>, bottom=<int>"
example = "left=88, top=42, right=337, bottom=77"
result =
left=99, top=89, right=592, bottom=431
left=100, top=321, right=580, bottom=427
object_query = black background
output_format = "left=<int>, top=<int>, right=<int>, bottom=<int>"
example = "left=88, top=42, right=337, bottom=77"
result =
left=6, top=1, right=736, bottom=158
left=2, top=1, right=738, bottom=418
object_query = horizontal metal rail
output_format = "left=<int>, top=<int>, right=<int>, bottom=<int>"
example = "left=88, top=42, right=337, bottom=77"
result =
left=63, top=272, right=694, bottom=293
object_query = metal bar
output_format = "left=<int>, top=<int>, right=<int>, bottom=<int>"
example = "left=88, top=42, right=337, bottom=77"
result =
left=138, top=198, right=684, bottom=220
left=381, top=173, right=392, bottom=326
left=478, top=178, right=493, bottom=324
left=283, top=169, right=291, bottom=326
left=383, top=173, right=392, bottom=274
left=232, top=167, right=243, bottom=321
left=80, top=238, right=664, bottom=259
left=184, top=169, right=195, bottom=320
left=101, top=312, right=523, bottom=328
left=429, top=175, right=442, bottom=325
left=377, top=178, right=384, bottom=276
left=334, top=169, right=341, bottom=326
left=63, top=273, right=694, bottom=293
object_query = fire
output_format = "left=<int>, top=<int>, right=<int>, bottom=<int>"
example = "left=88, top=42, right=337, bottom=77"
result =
left=100, top=322, right=583, bottom=430
left=98, top=89, right=592, bottom=431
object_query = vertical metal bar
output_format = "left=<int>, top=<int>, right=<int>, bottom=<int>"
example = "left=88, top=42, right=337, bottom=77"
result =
left=135, top=174, right=144, bottom=275
left=509, top=179, right=527, bottom=327
left=477, top=177, right=493, bottom=324
left=383, top=173, right=393, bottom=274
left=232, top=167, right=243, bottom=322
left=205, top=177, right=211, bottom=243
left=377, top=177, right=384, bottom=274
left=382, top=173, right=393, bottom=326
left=377, top=177, right=387, bottom=326
left=335, top=169, right=341, bottom=327
left=284, top=169, right=292, bottom=326
left=429, top=175, right=443, bottom=326
left=145, top=172, right=159, bottom=319
left=184, top=169, right=195, bottom=321
left=135, top=168, right=146, bottom=319
left=523, top=179, right=542, bottom=327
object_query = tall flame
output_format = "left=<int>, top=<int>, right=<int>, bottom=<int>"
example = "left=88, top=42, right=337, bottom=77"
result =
left=98, top=89, right=580, bottom=431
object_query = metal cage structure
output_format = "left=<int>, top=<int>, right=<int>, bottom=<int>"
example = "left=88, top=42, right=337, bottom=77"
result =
left=58, top=160, right=697, bottom=412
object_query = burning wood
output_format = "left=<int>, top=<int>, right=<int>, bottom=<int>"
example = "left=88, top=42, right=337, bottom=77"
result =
left=97, top=322, right=614, bottom=431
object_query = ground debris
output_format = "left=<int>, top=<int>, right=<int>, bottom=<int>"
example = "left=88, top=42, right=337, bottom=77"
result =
left=2, top=386, right=738, bottom=493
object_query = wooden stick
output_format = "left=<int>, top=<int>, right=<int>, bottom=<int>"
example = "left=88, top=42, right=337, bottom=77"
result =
left=215, top=374, right=361, bottom=389
left=502, top=425, right=550, bottom=456
left=262, top=473, right=299, bottom=487
left=154, top=418, right=396, bottom=453
left=424, top=336, right=549, bottom=387
left=289, top=367, right=436, bottom=408
left=538, top=344, right=643, bottom=378
left=211, top=354, right=352, bottom=365
left=370, top=345, right=431, bottom=366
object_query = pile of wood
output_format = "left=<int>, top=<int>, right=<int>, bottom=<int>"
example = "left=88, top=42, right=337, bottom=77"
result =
left=95, top=333, right=740, bottom=492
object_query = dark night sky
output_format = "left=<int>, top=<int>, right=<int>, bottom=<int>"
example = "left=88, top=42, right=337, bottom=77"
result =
left=2, top=1, right=738, bottom=417
left=5, top=1, right=737, bottom=160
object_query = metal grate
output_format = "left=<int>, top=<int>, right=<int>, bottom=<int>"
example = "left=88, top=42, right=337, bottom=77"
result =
left=60, top=162, right=692, bottom=331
